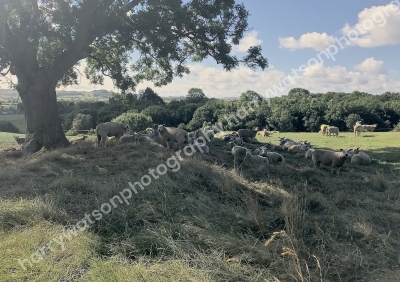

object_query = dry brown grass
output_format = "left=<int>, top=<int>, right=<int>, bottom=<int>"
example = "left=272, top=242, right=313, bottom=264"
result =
left=0, top=134, right=399, bottom=281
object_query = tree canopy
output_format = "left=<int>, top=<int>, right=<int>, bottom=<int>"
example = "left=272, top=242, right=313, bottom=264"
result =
left=0, top=0, right=268, bottom=153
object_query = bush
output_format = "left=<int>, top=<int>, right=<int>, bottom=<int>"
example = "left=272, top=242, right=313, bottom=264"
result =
left=71, top=114, right=93, bottom=131
left=113, top=111, right=153, bottom=132
left=0, top=121, right=20, bottom=133
left=345, top=114, right=362, bottom=130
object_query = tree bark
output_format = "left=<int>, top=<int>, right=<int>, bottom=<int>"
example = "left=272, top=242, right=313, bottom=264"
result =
left=18, top=77, right=69, bottom=154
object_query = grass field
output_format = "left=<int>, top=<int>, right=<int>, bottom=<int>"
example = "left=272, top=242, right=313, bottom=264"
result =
left=0, top=115, right=26, bottom=133
left=0, top=132, right=399, bottom=281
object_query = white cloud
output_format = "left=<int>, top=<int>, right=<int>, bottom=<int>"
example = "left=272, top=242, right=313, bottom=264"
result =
left=279, top=32, right=336, bottom=51
left=354, top=57, right=386, bottom=74
left=341, top=4, right=400, bottom=48
left=2, top=60, right=399, bottom=99
left=232, top=31, right=262, bottom=53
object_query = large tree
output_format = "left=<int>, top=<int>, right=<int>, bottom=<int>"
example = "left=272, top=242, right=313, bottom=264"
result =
left=0, top=0, right=268, bottom=153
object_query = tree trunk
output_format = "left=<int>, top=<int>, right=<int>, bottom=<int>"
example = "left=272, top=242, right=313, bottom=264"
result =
left=18, top=77, right=69, bottom=154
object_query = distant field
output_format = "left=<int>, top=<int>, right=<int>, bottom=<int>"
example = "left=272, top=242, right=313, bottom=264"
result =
left=0, top=114, right=26, bottom=133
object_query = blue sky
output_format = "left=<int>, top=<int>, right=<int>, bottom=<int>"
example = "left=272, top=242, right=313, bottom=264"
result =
left=2, top=0, right=399, bottom=97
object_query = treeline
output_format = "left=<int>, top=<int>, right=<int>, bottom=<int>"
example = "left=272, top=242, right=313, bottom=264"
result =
left=53, top=87, right=400, bottom=134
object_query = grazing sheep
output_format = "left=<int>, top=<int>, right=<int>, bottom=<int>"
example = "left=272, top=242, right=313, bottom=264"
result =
left=312, top=149, right=352, bottom=175
left=351, top=151, right=371, bottom=165
left=320, top=124, right=328, bottom=136
left=96, top=121, right=130, bottom=147
left=238, top=129, right=257, bottom=143
left=326, top=126, right=339, bottom=136
left=157, top=125, right=189, bottom=150
left=243, top=149, right=269, bottom=166
left=13, top=135, right=25, bottom=145
left=70, top=135, right=88, bottom=145
left=362, top=124, right=377, bottom=132
left=259, top=149, right=284, bottom=164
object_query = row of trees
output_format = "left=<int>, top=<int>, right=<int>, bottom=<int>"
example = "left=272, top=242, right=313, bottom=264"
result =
left=59, top=87, right=400, bottom=134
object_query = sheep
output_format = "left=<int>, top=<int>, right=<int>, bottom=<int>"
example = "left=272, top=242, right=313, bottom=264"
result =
left=238, top=129, right=257, bottom=143
left=13, top=135, right=25, bottom=145
left=320, top=124, right=328, bottom=136
left=351, top=151, right=371, bottom=165
left=119, top=132, right=141, bottom=145
left=354, top=123, right=364, bottom=137
left=288, top=144, right=307, bottom=154
left=362, top=124, right=377, bottom=132
left=231, top=145, right=248, bottom=167
left=157, top=124, right=189, bottom=150
left=69, top=135, right=88, bottom=145
left=152, top=130, right=168, bottom=148
left=311, top=149, right=352, bottom=175
left=243, top=149, right=269, bottom=166
left=304, top=147, right=315, bottom=159
left=96, top=121, right=130, bottom=147
left=279, top=137, right=295, bottom=146
left=326, top=126, right=339, bottom=136
left=259, top=149, right=284, bottom=164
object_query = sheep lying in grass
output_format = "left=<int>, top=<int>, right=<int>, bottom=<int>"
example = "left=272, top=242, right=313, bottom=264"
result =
left=96, top=121, right=130, bottom=147
left=312, top=149, right=352, bottom=175
left=351, top=151, right=371, bottom=165
left=288, top=144, right=307, bottom=154
left=119, top=132, right=140, bottom=145
left=259, top=149, right=284, bottom=165
left=13, top=135, right=25, bottom=145
left=157, top=124, right=189, bottom=150
left=243, top=149, right=269, bottom=166
left=70, top=135, right=88, bottom=145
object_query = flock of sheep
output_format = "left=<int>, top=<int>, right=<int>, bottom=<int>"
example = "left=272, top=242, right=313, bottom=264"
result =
left=218, top=129, right=371, bottom=175
left=11, top=120, right=373, bottom=175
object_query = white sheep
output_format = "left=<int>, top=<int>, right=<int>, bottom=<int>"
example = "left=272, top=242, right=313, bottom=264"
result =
left=157, top=125, right=189, bottom=150
left=96, top=121, right=130, bottom=147
left=119, top=132, right=140, bottom=145
left=351, top=151, right=371, bottom=165
left=288, top=144, right=307, bottom=154
left=312, top=149, right=352, bottom=175
left=326, top=126, right=339, bottom=136
left=259, top=149, right=284, bottom=164
left=304, top=147, right=315, bottom=159
left=243, top=149, right=269, bottom=166
left=69, top=135, right=88, bottom=145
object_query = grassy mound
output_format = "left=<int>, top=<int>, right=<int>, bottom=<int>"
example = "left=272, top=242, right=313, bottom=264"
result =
left=0, top=134, right=399, bottom=281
